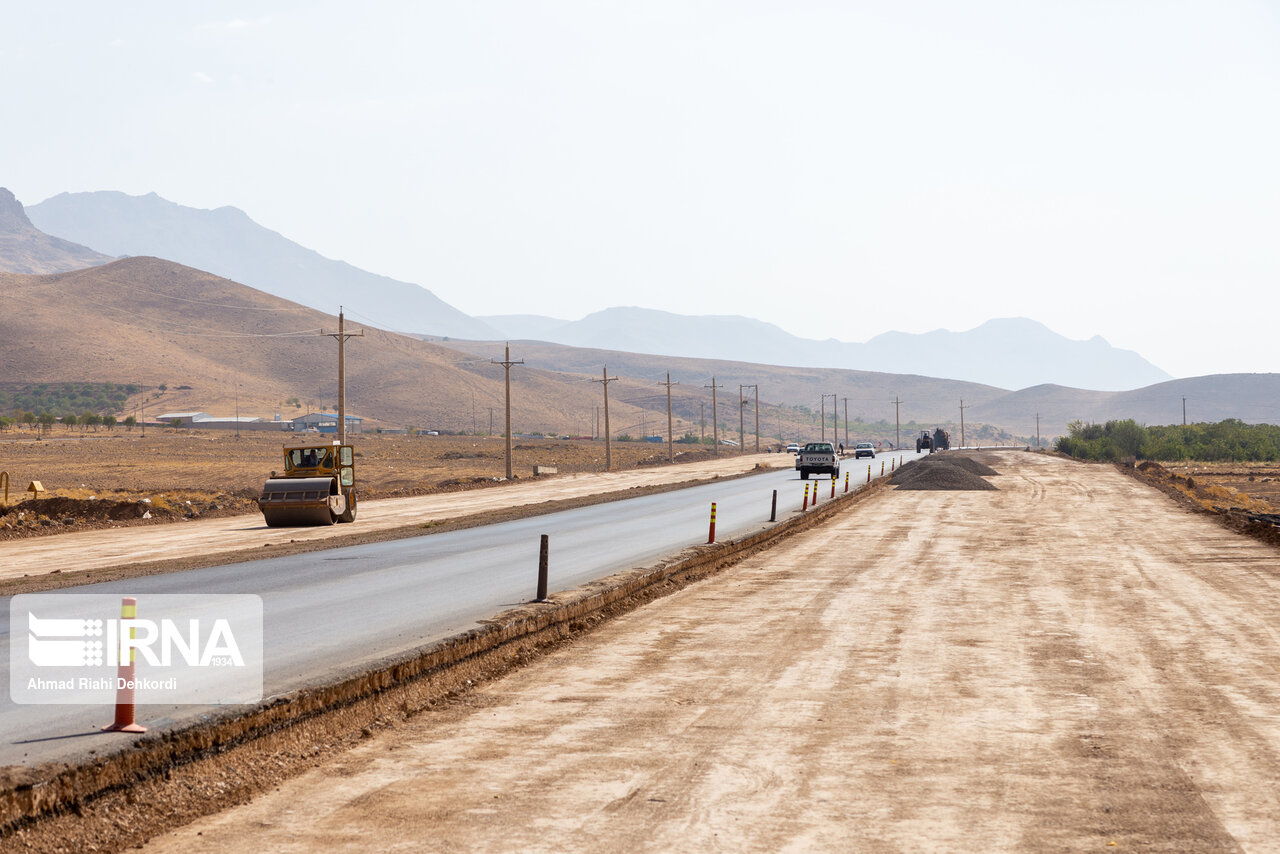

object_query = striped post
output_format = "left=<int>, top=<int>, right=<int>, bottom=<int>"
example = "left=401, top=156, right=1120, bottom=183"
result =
left=802, top=482, right=810, bottom=511
left=867, top=465, right=872, bottom=483
left=102, top=597, right=146, bottom=733
left=830, top=475, right=836, bottom=498
left=891, top=457, right=895, bottom=471
left=881, top=460, right=885, bottom=476
left=845, top=471, right=850, bottom=493
left=707, top=502, right=717, bottom=543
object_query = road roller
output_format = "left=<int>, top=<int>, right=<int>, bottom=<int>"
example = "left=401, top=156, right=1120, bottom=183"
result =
left=258, top=441, right=357, bottom=526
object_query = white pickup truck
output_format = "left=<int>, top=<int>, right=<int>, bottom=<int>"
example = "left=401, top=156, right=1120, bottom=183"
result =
left=794, top=441, right=840, bottom=480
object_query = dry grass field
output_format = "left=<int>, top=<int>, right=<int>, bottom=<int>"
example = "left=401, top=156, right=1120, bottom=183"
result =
left=0, top=427, right=735, bottom=538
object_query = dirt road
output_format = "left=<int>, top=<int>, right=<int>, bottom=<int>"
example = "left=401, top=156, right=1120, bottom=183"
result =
left=139, top=452, right=1280, bottom=852
left=0, top=452, right=791, bottom=583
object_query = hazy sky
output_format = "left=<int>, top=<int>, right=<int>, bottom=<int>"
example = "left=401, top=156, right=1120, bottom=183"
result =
left=5, top=2, right=1278, bottom=378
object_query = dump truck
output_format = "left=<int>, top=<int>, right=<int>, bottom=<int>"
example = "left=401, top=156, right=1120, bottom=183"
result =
left=258, top=441, right=357, bottom=526
left=915, top=430, right=933, bottom=453
left=933, top=428, right=951, bottom=451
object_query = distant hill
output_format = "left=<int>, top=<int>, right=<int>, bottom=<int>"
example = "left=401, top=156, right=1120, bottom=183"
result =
left=971, top=375, right=1280, bottom=439
left=447, top=338, right=1280, bottom=442
left=479, top=309, right=1172, bottom=392
left=26, top=190, right=499, bottom=341
left=0, top=187, right=114, bottom=274
left=0, top=257, right=647, bottom=434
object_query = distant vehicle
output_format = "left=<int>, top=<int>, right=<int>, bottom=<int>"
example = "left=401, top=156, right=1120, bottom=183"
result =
left=854, top=442, right=876, bottom=459
left=786, top=442, right=801, bottom=454
left=916, top=430, right=933, bottom=453
left=795, top=442, right=839, bottom=480
left=719, top=438, right=739, bottom=446
left=933, top=428, right=952, bottom=451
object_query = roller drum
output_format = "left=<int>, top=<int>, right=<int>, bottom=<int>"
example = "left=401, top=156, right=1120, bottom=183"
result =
left=259, top=477, right=340, bottom=527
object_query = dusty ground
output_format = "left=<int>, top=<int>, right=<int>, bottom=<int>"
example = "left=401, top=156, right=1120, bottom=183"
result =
left=0, top=445, right=796, bottom=591
left=134, top=452, right=1280, bottom=853
left=1160, top=460, right=1280, bottom=510
left=0, top=429, right=734, bottom=539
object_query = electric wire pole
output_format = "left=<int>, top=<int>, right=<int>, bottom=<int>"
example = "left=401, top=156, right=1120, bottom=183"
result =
left=660, top=372, right=679, bottom=463
left=738, top=385, right=747, bottom=453
left=705, top=378, right=724, bottom=455
left=893, top=396, right=901, bottom=450
left=491, top=343, right=524, bottom=479
left=959, top=399, right=968, bottom=448
left=321, top=307, right=364, bottom=444
left=592, top=367, right=619, bottom=470
left=1035, top=412, right=1041, bottom=448
left=842, top=396, right=849, bottom=448
left=753, top=385, right=760, bottom=453
left=821, top=393, right=837, bottom=444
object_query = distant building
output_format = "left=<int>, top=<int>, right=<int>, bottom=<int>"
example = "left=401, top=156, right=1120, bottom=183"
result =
left=154, top=411, right=291, bottom=432
left=290, top=413, right=363, bottom=434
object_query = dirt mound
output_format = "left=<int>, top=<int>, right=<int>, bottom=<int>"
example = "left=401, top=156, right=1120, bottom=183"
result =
left=891, top=456, right=998, bottom=491
left=937, top=455, right=1000, bottom=477
left=0, top=492, right=257, bottom=540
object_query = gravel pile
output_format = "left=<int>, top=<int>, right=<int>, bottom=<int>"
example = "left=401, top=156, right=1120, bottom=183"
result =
left=891, top=455, right=999, bottom=491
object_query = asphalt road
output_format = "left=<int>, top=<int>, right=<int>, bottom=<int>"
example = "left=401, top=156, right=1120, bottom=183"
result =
left=1, top=452, right=918, bottom=767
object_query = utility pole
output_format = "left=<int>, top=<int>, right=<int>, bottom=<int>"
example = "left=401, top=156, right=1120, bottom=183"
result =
left=235, top=383, right=240, bottom=440
left=592, top=367, right=619, bottom=470
left=705, top=378, right=724, bottom=455
left=893, top=396, right=901, bottom=450
left=1182, top=396, right=1188, bottom=426
left=959, top=399, right=968, bottom=448
left=320, top=307, right=363, bottom=445
left=488, top=408, right=495, bottom=437
left=747, top=386, right=757, bottom=453
left=660, top=372, right=679, bottom=463
left=491, top=343, right=524, bottom=479
left=821, top=393, right=837, bottom=443
left=1035, top=413, right=1041, bottom=448
left=739, top=385, right=758, bottom=453
left=140, top=382, right=146, bottom=437
left=738, top=385, right=747, bottom=453
left=842, top=397, right=849, bottom=448
left=700, top=402, right=705, bottom=445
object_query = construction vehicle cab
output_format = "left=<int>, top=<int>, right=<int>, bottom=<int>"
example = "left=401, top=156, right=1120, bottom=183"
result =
left=258, top=441, right=357, bottom=526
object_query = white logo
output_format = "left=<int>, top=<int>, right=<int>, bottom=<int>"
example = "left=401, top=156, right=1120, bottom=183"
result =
left=27, top=614, right=244, bottom=668
left=27, top=615, right=105, bottom=667
left=11, top=594, right=264, bottom=706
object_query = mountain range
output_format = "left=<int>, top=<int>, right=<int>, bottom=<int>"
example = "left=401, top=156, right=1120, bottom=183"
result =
left=15, top=188, right=1168, bottom=391
left=478, top=309, right=1170, bottom=391
left=26, top=190, right=500, bottom=340
left=0, top=255, right=1276, bottom=442
left=0, top=188, right=113, bottom=274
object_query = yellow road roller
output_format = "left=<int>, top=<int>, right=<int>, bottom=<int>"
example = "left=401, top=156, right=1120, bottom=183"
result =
left=258, top=441, right=357, bottom=526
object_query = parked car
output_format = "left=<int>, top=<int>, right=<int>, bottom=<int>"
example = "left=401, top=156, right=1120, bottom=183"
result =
left=854, top=442, right=876, bottom=459
left=786, top=442, right=801, bottom=454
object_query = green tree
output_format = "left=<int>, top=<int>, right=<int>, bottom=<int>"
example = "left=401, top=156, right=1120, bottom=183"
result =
left=123, top=415, right=137, bottom=429
left=103, top=414, right=118, bottom=430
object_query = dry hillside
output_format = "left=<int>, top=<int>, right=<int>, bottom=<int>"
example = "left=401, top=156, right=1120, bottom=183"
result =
left=0, top=258, right=706, bottom=436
